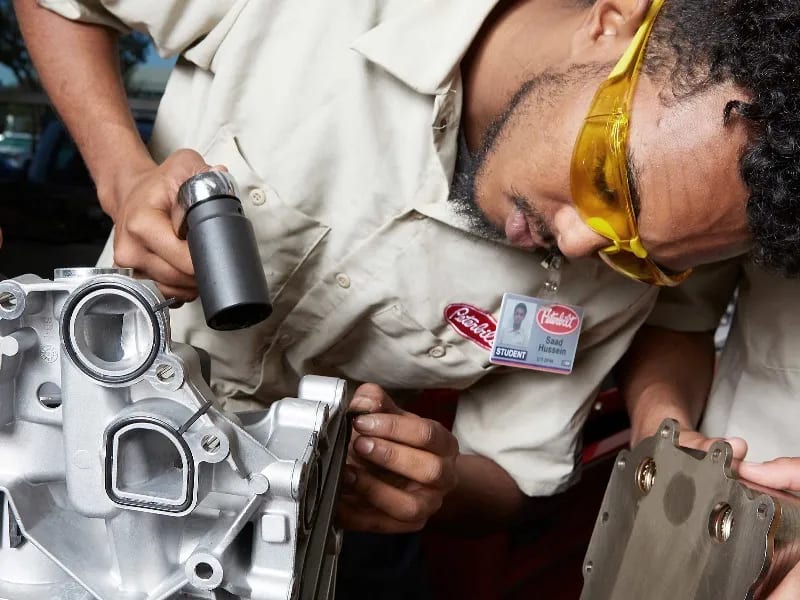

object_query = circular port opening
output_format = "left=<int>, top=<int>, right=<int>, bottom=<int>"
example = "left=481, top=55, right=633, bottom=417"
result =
left=636, top=458, right=657, bottom=494
left=709, top=502, right=735, bottom=543
left=37, top=382, right=62, bottom=409
left=67, top=287, right=158, bottom=381
left=0, top=292, right=17, bottom=311
left=195, top=562, right=214, bottom=580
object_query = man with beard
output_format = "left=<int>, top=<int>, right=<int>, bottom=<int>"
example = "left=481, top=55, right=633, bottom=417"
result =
left=14, top=0, right=800, bottom=595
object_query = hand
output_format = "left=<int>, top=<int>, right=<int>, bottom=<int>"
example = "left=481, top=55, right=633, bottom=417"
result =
left=675, top=428, right=748, bottom=461
left=737, top=458, right=800, bottom=599
left=109, top=149, right=222, bottom=301
left=632, top=419, right=748, bottom=461
left=336, top=384, right=459, bottom=533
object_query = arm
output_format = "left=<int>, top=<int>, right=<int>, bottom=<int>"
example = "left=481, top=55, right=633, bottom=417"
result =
left=14, top=0, right=149, bottom=213
left=618, top=325, right=715, bottom=444
left=438, top=453, right=525, bottom=527
left=14, top=1, right=206, bottom=299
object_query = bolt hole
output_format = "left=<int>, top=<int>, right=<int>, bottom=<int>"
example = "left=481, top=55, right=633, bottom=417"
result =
left=202, top=435, right=221, bottom=454
left=757, top=503, right=769, bottom=520
left=194, top=562, right=214, bottom=580
left=660, top=426, right=671, bottom=438
left=636, top=458, right=657, bottom=494
left=37, top=382, right=62, bottom=409
left=0, top=292, right=17, bottom=311
left=156, top=364, right=175, bottom=382
left=711, top=448, right=722, bottom=463
left=709, top=503, right=735, bottom=543
left=601, top=512, right=609, bottom=524
left=585, top=561, right=593, bottom=574
left=616, top=457, right=627, bottom=470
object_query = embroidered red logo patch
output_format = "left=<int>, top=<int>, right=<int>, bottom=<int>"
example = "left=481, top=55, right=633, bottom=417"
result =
left=444, top=303, right=497, bottom=350
left=536, top=304, right=580, bottom=335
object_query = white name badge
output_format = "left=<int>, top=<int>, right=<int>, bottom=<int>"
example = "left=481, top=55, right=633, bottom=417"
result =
left=490, top=292, right=584, bottom=374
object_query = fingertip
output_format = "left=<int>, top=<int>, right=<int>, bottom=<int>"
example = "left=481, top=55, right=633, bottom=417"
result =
left=349, top=395, right=377, bottom=413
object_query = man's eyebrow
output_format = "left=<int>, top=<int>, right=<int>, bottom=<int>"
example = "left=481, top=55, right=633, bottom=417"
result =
left=626, top=148, right=642, bottom=218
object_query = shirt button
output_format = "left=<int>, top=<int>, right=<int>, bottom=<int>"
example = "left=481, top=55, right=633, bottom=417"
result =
left=249, top=188, right=267, bottom=206
left=428, top=345, right=446, bottom=359
left=335, top=273, right=351, bottom=289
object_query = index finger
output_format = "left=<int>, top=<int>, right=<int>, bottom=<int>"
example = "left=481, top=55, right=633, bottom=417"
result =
left=349, top=383, right=405, bottom=415
left=353, top=413, right=457, bottom=456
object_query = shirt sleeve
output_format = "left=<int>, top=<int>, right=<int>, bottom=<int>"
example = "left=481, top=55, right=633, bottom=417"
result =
left=38, top=0, right=128, bottom=32
left=645, top=258, right=743, bottom=332
left=452, top=289, right=656, bottom=497
left=37, top=0, right=241, bottom=61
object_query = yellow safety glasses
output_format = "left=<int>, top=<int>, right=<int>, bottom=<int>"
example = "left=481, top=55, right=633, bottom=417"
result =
left=570, top=0, right=690, bottom=286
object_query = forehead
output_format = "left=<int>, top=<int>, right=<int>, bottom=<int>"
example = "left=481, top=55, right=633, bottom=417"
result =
left=628, top=79, right=751, bottom=267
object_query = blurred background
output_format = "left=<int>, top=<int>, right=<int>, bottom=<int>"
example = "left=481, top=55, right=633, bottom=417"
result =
left=0, top=0, right=170, bottom=278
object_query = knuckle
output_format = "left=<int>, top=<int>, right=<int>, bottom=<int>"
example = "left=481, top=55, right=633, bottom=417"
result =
left=380, top=443, right=396, bottom=466
left=386, top=416, right=400, bottom=437
left=419, top=420, right=436, bottom=446
left=421, top=458, right=445, bottom=485
left=113, top=241, right=139, bottom=268
left=398, top=498, right=426, bottom=523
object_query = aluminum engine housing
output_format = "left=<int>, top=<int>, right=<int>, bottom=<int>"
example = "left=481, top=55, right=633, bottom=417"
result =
left=0, top=268, right=349, bottom=600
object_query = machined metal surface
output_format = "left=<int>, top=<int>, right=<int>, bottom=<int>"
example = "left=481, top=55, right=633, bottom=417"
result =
left=0, top=268, right=349, bottom=599
left=177, top=171, right=240, bottom=213
left=582, top=419, right=800, bottom=600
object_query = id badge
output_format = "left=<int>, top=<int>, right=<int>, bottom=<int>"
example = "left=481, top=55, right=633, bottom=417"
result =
left=490, top=292, right=584, bottom=374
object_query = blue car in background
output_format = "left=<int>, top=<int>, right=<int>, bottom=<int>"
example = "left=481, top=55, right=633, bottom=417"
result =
left=0, top=115, right=153, bottom=277
left=0, top=131, right=34, bottom=179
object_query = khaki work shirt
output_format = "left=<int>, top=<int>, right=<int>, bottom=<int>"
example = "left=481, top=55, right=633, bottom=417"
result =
left=43, top=0, right=656, bottom=495
left=648, top=260, right=800, bottom=462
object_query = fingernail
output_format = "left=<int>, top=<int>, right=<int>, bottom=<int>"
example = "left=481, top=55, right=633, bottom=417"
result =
left=349, top=396, right=374, bottom=412
left=355, top=416, right=376, bottom=431
left=355, top=437, right=375, bottom=455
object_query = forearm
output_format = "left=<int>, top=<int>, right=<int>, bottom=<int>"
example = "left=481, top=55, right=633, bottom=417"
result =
left=617, top=325, right=715, bottom=444
left=14, top=0, right=153, bottom=216
left=433, top=453, right=525, bottom=531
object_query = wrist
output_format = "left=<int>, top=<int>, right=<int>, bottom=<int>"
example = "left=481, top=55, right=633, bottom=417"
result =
left=95, top=152, right=156, bottom=220
left=629, top=391, right=695, bottom=444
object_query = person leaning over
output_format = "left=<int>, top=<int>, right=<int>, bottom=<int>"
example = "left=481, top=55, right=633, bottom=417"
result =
left=14, top=0, right=800, bottom=593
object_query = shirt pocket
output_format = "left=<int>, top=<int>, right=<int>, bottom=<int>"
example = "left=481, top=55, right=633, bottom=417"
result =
left=314, top=303, right=494, bottom=391
left=200, top=128, right=330, bottom=302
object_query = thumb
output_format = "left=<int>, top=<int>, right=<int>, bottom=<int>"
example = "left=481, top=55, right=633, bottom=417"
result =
left=737, top=457, right=800, bottom=492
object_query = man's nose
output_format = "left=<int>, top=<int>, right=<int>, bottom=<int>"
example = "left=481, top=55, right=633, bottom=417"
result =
left=552, top=207, right=609, bottom=259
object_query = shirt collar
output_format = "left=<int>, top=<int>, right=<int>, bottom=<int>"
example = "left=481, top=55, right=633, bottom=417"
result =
left=351, top=0, right=501, bottom=95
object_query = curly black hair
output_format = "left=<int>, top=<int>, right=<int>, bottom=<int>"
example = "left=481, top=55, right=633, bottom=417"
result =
left=643, top=0, right=800, bottom=276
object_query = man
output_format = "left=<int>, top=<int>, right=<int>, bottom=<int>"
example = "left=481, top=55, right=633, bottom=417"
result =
left=14, top=0, right=800, bottom=583
left=502, top=302, right=531, bottom=347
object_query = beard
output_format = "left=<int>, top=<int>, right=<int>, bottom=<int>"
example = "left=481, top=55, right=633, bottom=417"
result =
left=448, top=64, right=609, bottom=247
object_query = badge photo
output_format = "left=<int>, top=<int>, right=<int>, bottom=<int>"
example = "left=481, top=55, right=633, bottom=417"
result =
left=490, top=292, right=584, bottom=374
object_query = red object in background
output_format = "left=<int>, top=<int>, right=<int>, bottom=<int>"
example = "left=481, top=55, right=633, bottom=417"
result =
left=406, top=388, right=630, bottom=600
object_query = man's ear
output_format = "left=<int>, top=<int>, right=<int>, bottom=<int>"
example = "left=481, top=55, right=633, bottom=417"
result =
left=571, top=0, right=651, bottom=59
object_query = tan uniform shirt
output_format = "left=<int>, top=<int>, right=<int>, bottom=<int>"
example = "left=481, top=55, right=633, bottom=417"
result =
left=648, top=260, right=800, bottom=462
left=42, top=0, right=657, bottom=495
